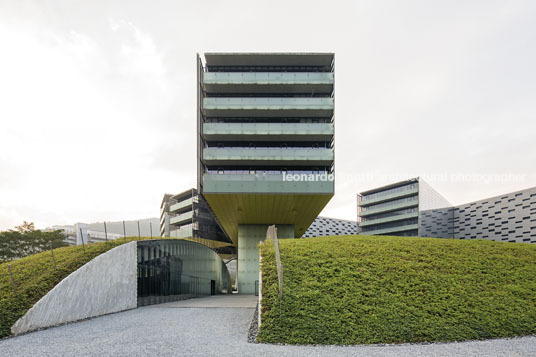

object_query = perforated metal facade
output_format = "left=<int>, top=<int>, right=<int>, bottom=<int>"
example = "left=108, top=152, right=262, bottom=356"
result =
left=453, top=187, right=536, bottom=243
left=301, top=216, right=358, bottom=238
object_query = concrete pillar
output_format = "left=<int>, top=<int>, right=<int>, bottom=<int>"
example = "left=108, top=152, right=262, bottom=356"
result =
left=237, top=224, right=293, bottom=294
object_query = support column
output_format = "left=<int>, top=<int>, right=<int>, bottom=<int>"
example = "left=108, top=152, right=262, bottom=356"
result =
left=237, top=224, right=293, bottom=294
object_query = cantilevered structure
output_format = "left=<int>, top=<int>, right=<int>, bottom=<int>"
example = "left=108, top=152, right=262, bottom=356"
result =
left=197, top=53, right=335, bottom=293
left=160, top=189, right=235, bottom=258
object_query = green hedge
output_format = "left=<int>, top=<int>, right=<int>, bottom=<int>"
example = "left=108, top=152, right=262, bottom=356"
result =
left=0, top=237, right=163, bottom=338
left=258, top=235, right=536, bottom=345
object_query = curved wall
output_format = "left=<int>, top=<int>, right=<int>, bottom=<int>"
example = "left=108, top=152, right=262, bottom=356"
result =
left=10, top=239, right=231, bottom=335
left=11, top=242, right=137, bottom=335
left=137, top=239, right=232, bottom=306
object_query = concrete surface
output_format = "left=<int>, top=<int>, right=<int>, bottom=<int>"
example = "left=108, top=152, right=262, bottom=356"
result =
left=1, top=294, right=535, bottom=357
left=11, top=242, right=137, bottom=335
left=237, top=224, right=293, bottom=294
left=150, top=294, right=257, bottom=308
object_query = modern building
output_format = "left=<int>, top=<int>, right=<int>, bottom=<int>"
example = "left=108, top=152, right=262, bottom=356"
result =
left=453, top=187, right=536, bottom=243
left=357, top=178, right=452, bottom=237
left=197, top=53, right=335, bottom=293
left=159, top=189, right=235, bottom=257
left=358, top=179, right=536, bottom=243
left=159, top=194, right=173, bottom=237
left=301, top=216, right=358, bottom=238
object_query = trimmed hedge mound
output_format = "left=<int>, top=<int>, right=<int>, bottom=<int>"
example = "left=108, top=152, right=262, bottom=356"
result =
left=258, top=235, right=536, bottom=345
left=0, top=237, right=160, bottom=338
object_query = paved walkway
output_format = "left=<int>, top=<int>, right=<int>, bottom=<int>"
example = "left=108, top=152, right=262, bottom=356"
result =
left=151, top=294, right=257, bottom=308
left=1, top=295, right=535, bottom=356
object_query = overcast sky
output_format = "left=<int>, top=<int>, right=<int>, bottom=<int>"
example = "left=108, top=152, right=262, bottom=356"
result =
left=1, top=0, right=535, bottom=230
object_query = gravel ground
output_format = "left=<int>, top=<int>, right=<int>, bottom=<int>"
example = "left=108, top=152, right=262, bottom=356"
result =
left=247, top=302, right=259, bottom=343
left=1, top=301, right=535, bottom=357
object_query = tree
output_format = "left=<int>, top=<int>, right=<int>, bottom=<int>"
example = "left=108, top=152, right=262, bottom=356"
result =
left=0, top=223, right=68, bottom=263
left=14, top=221, right=35, bottom=233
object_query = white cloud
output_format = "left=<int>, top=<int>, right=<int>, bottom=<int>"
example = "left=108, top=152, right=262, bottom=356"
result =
left=0, top=19, right=192, bottom=229
left=0, top=0, right=535, bottom=228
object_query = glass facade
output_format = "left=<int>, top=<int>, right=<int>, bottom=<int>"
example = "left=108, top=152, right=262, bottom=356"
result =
left=393, top=229, right=419, bottom=237
left=358, top=180, right=421, bottom=236
left=137, top=240, right=231, bottom=306
left=358, top=178, right=455, bottom=238
left=198, top=53, right=335, bottom=189
left=361, top=195, right=418, bottom=212
left=361, top=182, right=418, bottom=202
left=205, top=117, right=333, bottom=123
left=206, top=169, right=331, bottom=175
left=361, top=207, right=418, bottom=222
left=360, top=218, right=419, bottom=233
left=161, top=188, right=234, bottom=255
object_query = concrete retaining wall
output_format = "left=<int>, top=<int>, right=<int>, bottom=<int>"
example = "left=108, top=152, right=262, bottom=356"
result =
left=11, top=242, right=137, bottom=335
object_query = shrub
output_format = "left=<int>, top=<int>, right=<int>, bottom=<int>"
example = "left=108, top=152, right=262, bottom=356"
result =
left=0, top=237, right=164, bottom=338
left=258, top=235, right=536, bottom=345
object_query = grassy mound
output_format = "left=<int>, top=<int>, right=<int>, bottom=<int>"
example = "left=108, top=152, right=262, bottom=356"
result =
left=258, top=235, right=536, bottom=345
left=0, top=237, right=158, bottom=338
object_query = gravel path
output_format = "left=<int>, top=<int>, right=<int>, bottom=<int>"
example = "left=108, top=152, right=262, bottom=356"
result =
left=1, top=296, right=535, bottom=357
